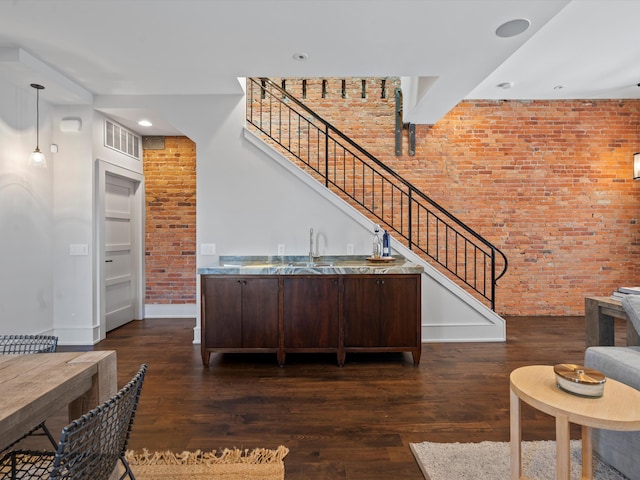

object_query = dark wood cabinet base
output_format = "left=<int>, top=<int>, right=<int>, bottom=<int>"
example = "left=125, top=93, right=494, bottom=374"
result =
left=201, top=274, right=421, bottom=366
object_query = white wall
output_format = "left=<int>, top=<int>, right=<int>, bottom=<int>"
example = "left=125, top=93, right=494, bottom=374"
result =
left=0, top=82, right=505, bottom=344
left=156, top=92, right=504, bottom=343
left=127, top=94, right=383, bottom=340
left=96, top=87, right=506, bottom=343
left=53, top=108, right=144, bottom=344
left=244, top=130, right=506, bottom=344
left=196, top=98, right=377, bottom=258
left=0, top=79, right=147, bottom=343
left=50, top=105, right=95, bottom=343
left=0, top=78, right=54, bottom=335
left=94, top=94, right=379, bottom=256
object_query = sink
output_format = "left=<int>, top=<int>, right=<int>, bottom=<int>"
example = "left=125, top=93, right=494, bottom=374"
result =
left=221, top=261, right=335, bottom=269
left=287, top=261, right=334, bottom=268
left=223, top=262, right=279, bottom=268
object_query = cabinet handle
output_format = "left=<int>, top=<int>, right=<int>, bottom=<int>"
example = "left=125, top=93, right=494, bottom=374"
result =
left=105, top=260, right=113, bottom=263
left=242, top=280, right=247, bottom=286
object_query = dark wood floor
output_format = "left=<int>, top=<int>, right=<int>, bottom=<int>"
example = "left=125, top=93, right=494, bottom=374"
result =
left=52, top=315, right=616, bottom=479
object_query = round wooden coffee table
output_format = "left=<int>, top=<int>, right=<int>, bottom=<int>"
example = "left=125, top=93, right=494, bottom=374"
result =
left=509, top=365, right=640, bottom=480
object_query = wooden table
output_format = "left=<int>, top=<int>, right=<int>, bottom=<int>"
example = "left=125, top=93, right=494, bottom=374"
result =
left=510, top=365, right=640, bottom=480
left=585, top=296, right=640, bottom=347
left=0, top=351, right=117, bottom=451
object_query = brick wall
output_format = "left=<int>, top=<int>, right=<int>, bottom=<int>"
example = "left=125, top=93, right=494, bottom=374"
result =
left=143, top=136, right=196, bottom=305
left=270, top=78, right=640, bottom=316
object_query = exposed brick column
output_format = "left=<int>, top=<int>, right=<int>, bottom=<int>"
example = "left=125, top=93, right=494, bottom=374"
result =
left=143, top=136, right=196, bottom=306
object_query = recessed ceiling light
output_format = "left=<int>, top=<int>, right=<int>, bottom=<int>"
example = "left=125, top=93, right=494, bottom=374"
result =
left=138, top=120, right=152, bottom=127
left=292, top=52, right=308, bottom=61
left=497, top=82, right=514, bottom=90
left=495, top=18, right=531, bottom=38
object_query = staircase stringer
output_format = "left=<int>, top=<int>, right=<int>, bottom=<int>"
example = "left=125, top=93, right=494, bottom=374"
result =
left=243, top=127, right=506, bottom=342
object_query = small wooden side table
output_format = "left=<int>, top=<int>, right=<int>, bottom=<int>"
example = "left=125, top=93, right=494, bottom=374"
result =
left=510, top=365, right=640, bottom=480
left=585, top=296, right=640, bottom=347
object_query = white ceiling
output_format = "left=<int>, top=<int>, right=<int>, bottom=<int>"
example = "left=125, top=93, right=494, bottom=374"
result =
left=1, top=0, right=639, bottom=135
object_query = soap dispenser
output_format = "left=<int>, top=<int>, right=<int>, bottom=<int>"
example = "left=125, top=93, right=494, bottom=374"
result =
left=372, top=224, right=382, bottom=258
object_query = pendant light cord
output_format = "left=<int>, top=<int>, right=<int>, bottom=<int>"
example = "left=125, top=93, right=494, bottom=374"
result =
left=30, top=83, right=44, bottom=151
left=35, top=87, right=39, bottom=149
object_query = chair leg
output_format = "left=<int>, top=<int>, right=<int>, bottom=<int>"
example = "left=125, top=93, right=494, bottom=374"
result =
left=0, top=422, right=57, bottom=457
left=118, top=456, right=136, bottom=480
left=11, top=452, right=18, bottom=479
left=39, top=423, right=58, bottom=450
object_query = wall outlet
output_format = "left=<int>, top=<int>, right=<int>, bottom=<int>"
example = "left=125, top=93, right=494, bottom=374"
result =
left=277, top=244, right=285, bottom=256
left=69, top=243, right=88, bottom=256
left=346, top=243, right=354, bottom=255
left=200, top=243, right=216, bottom=255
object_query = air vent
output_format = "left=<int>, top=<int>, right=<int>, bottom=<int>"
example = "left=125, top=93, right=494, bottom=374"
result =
left=104, top=120, right=141, bottom=160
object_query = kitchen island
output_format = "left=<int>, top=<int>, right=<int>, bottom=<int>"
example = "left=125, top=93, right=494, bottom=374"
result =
left=198, top=255, right=423, bottom=366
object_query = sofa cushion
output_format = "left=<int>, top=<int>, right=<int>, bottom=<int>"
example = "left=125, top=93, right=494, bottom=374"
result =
left=584, top=346, right=640, bottom=390
left=584, top=345, right=640, bottom=480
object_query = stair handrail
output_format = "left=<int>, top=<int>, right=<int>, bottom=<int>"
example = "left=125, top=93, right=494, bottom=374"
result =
left=247, top=77, right=508, bottom=308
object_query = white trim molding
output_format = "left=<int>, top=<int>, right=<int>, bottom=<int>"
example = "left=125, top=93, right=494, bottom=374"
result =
left=145, top=303, right=197, bottom=319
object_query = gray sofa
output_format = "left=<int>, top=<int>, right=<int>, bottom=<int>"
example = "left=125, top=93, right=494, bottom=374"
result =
left=584, top=295, right=640, bottom=480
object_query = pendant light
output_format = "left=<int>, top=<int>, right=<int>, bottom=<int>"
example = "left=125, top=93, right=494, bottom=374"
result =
left=29, top=83, right=47, bottom=168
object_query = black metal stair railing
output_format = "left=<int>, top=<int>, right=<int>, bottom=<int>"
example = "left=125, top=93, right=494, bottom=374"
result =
left=246, top=77, right=508, bottom=310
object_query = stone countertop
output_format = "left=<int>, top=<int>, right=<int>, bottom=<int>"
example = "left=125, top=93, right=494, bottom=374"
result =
left=197, top=255, right=424, bottom=275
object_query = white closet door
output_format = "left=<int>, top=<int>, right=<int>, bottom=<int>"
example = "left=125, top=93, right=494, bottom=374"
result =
left=104, top=174, right=136, bottom=332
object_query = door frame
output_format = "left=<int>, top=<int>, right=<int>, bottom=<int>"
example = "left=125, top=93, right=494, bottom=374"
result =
left=95, top=159, right=145, bottom=341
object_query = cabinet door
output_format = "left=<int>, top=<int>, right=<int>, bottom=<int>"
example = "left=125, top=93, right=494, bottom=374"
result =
left=343, top=277, right=380, bottom=347
left=202, top=276, right=242, bottom=348
left=283, top=277, right=340, bottom=348
left=241, top=278, right=279, bottom=348
left=379, top=276, right=419, bottom=347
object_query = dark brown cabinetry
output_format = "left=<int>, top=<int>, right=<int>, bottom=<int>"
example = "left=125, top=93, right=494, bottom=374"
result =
left=201, top=276, right=279, bottom=365
left=282, top=276, right=341, bottom=365
left=343, top=275, right=421, bottom=365
left=201, top=273, right=421, bottom=366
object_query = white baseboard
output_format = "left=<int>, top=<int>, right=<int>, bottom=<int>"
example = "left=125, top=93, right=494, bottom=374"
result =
left=421, top=323, right=505, bottom=343
left=145, top=304, right=197, bottom=319
left=54, top=325, right=101, bottom=345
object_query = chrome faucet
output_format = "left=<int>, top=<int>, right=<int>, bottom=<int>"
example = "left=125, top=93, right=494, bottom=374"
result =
left=309, top=228, right=315, bottom=263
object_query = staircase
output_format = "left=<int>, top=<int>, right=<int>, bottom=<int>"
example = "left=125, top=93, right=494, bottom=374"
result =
left=245, top=77, right=507, bottom=311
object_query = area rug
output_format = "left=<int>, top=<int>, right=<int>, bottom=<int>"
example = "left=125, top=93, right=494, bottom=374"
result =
left=409, top=440, right=627, bottom=480
left=123, top=445, right=289, bottom=480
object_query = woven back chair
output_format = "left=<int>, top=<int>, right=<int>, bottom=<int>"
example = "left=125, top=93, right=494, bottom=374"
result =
left=0, top=334, right=58, bottom=354
left=0, top=364, right=147, bottom=480
left=0, top=335, right=59, bottom=451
